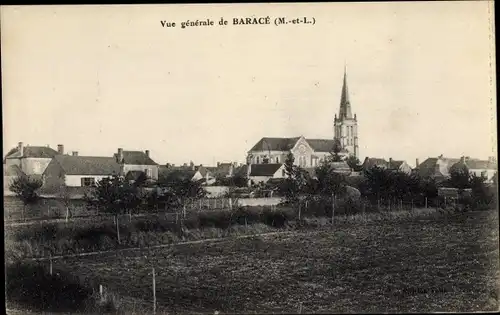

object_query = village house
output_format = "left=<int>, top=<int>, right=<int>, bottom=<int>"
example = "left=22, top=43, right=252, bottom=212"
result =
left=4, top=142, right=60, bottom=176
left=113, top=148, right=159, bottom=181
left=361, top=157, right=412, bottom=174
left=450, top=156, right=497, bottom=183
left=247, top=163, right=286, bottom=185
left=159, top=162, right=216, bottom=185
left=42, top=154, right=121, bottom=192
left=415, top=155, right=463, bottom=181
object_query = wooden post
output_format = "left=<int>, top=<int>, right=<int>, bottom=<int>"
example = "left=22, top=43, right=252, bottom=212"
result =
left=411, top=199, right=414, bottom=210
left=152, top=267, right=156, bottom=314
left=400, top=199, right=402, bottom=210
left=245, top=217, right=247, bottom=228
left=377, top=198, right=380, bottom=211
left=65, top=207, right=69, bottom=223
left=298, top=202, right=301, bottom=220
left=444, top=197, right=447, bottom=207
left=176, top=212, right=179, bottom=224
left=331, top=193, right=335, bottom=226
left=49, top=254, right=53, bottom=275
left=129, top=212, right=132, bottom=223
left=116, top=215, right=121, bottom=244
left=199, top=199, right=202, bottom=211
left=425, top=197, right=428, bottom=208
left=229, top=198, right=233, bottom=211
left=298, top=302, right=303, bottom=314
left=99, top=284, right=104, bottom=302
left=183, top=204, right=186, bottom=219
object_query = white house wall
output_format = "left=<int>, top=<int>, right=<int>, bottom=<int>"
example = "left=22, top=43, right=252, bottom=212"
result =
left=65, top=175, right=113, bottom=187
left=21, top=158, right=53, bottom=175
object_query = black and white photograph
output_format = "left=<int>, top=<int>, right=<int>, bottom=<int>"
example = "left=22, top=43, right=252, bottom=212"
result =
left=2, top=2, right=498, bottom=314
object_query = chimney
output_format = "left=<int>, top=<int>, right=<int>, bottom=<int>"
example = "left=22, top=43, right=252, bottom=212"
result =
left=438, top=154, right=443, bottom=159
left=389, top=157, right=393, bottom=167
left=72, top=151, right=78, bottom=156
left=166, top=163, right=171, bottom=168
left=145, top=150, right=150, bottom=157
left=18, top=142, right=24, bottom=157
left=460, top=156, right=466, bottom=163
left=416, top=158, right=420, bottom=168
left=57, top=144, right=64, bottom=155
left=117, top=148, right=124, bottom=163
left=190, top=161, right=195, bottom=170
left=183, top=163, right=187, bottom=167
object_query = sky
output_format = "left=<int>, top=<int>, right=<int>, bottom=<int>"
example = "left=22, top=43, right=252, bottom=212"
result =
left=1, top=2, right=497, bottom=167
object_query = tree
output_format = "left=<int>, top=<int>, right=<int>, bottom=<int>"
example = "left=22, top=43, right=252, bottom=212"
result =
left=9, top=175, right=43, bottom=221
left=361, top=166, right=393, bottom=204
left=314, top=158, right=346, bottom=197
left=280, top=152, right=301, bottom=203
left=157, top=170, right=206, bottom=217
left=345, top=155, right=362, bottom=172
left=84, top=175, right=143, bottom=244
left=469, top=173, right=493, bottom=206
left=58, top=184, right=74, bottom=222
left=448, top=164, right=470, bottom=190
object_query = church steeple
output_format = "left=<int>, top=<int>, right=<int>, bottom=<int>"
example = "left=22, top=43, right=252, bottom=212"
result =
left=338, top=64, right=352, bottom=119
left=333, top=64, right=359, bottom=159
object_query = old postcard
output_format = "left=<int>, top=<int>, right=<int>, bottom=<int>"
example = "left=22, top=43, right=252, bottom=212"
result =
left=2, top=2, right=498, bottom=314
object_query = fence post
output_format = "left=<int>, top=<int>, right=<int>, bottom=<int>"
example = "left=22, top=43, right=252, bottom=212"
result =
left=229, top=198, right=233, bottom=211
left=99, top=284, right=104, bottom=302
left=199, top=199, right=202, bottom=211
left=298, top=202, right=301, bottom=220
left=425, top=197, right=428, bottom=208
left=400, top=199, right=402, bottom=210
left=331, top=193, right=335, bottom=226
left=298, top=302, right=303, bottom=314
left=152, top=267, right=156, bottom=314
left=49, top=254, right=53, bottom=276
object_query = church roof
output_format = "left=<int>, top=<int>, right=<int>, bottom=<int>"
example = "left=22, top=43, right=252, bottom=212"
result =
left=249, top=137, right=344, bottom=154
left=249, top=137, right=301, bottom=152
left=338, top=65, right=353, bottom=119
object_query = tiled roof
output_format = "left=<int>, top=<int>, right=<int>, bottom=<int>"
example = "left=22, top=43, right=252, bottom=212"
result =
left=5, top=146, right=58, bottom=159
left=387, top=160, right=404, bottom=169
left=53, top=155, right=121, bottom=176
left=306, top=139, right=339, bottom=153
left=159, top=166, right=197, bottom=181
left=249, top=163, right=283, bottom=176
left=465, top=158, right=497, bottom=170
left=416, top=157, right=460, bottom=178
left=249, top=137, right=300, bottom=152
left=206, top=163, right=234, bottom=177
left=114, top=151, right=158, bottom=165
left=249, top=137, right=346, bottom=154
left=362, top=158, right=389, bottom=169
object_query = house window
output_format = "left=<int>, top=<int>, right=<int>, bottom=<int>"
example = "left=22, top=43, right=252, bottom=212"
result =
left=81, top=177, right=96, bottom=187
left=145, top=168, right=152, bottom=178
left=276, top=157, right=279, bottom=163
left=256, top=156, right=260, bottom=164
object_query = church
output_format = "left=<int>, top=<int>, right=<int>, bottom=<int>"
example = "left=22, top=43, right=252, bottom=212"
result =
left=247, top=67, right=359, bottom=169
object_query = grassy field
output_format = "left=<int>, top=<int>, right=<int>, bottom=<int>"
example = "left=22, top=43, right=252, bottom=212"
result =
left=11, top=209, right=498, bottom=314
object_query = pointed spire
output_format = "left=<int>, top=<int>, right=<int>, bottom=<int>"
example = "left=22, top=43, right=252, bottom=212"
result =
left=338, top=64, right=352, bottom=119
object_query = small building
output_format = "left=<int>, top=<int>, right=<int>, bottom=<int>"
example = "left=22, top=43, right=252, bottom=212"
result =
left=450, top=156, right=497, bottom=183
left=4, top=142, right=60, bottom=176
left=113, top=148, right=159, bottom=181
left=42, top=155, right=121, bottom=191
left=247, top=163, right=286, bottom=185
left=386, top=158, right=413, bottom=174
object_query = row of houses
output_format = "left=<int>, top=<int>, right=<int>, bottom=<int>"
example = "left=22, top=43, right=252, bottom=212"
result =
left=3, top=141, right=497, bottom=195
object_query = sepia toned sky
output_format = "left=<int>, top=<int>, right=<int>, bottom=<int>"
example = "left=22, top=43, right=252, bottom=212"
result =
left=1, top=2, right=496, bottom=167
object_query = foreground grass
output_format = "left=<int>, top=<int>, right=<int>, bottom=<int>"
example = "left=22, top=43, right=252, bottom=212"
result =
left=10, top=209, right=497, bottom=314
